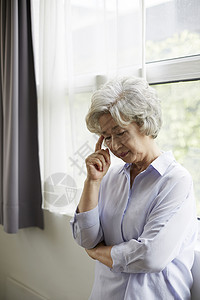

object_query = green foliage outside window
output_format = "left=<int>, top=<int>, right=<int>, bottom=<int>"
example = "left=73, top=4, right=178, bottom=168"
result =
left=146, top=30, right=200, bottom=62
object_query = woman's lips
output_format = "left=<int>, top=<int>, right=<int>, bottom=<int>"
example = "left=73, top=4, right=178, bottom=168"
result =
left=119, top=151, right=129, bottom=158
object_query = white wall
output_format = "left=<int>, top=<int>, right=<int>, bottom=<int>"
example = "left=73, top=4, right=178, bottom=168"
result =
left=0, top=211, right=95, bottom=300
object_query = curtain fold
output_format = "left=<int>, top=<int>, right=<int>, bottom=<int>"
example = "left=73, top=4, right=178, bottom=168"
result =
left=0, top=0, right=43, bottom=233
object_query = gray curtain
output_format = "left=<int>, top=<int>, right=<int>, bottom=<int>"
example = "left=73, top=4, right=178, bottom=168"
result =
left=0, top=0, right=44, bottom=233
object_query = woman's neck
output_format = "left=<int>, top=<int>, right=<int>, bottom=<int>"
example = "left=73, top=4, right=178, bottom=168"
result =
left=130, top=141, right=161, bottom=186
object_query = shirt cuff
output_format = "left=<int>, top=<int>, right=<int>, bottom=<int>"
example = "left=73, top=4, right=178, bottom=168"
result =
left=70, top=206, right=102, bottom=249
left=70, top=205, right=99, bottom=241
left=111, top=243, right=127, bottom=273
left=74, top=205, right=99, bottom=229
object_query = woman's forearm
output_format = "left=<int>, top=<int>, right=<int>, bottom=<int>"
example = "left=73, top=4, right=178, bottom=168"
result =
left=78, top=178, right=101, bottom=213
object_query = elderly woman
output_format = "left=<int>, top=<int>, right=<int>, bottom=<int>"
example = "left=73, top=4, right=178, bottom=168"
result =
left=70, top=77, right=197, bottom=300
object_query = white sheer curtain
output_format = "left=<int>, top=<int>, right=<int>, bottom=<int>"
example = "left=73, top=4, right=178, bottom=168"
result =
left=31, top=0, right=143, bottom=215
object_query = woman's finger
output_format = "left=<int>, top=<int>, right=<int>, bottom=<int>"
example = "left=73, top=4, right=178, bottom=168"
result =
left=86, top=156, right=103, bottom=171
left=95, top=135, right=104, bottom=152
left=86, top=150, right=110, bottom=172
left=96, top=149, right=110, bottom=164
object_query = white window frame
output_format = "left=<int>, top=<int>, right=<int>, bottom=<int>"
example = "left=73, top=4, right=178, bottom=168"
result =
left=146, top=55, right=200, bottom=85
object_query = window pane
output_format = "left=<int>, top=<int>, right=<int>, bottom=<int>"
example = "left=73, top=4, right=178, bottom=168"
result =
left=154, top=80, right=200, bottom=215
left=146, top=0, right=200, bottom=62
left=71, top=0, right=142, bottom=75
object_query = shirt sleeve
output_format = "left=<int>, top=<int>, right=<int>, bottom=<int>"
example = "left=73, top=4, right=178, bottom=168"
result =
left=111, top=172, right=198, bottom=274
left=70, top=205, right=103, bottom=249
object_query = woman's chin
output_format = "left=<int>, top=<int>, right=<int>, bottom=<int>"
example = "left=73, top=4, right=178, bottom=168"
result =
left=119, top=151, right=133, bottom=163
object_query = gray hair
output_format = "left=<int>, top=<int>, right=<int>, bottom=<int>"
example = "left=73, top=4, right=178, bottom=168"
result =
left=86, top=76, right=162, bottom=139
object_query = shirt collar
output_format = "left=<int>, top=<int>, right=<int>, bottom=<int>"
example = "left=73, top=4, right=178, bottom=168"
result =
left=118, top=151, right=175, bottom=176
left=118, top=163, right=131, bottom=174
left=151, top=151, right=175, bottom=175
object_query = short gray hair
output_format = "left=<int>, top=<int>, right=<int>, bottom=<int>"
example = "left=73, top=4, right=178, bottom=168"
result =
left=86, top=76, right=162, bottom=139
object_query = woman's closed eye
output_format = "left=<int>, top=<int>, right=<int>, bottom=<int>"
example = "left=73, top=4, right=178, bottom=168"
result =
left=105, top=136, right=111, bottom=142
left=117, top=131, right=126, bottom=137
left=105, top=131, right=126, bottom=142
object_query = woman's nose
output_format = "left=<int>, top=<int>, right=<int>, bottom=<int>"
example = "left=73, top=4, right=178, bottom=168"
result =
left=111, top=137, right=121, bottom=151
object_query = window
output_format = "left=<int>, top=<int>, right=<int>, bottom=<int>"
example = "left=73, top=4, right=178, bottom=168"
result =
left=146, top=0, right=200, bottom=214
left=146, top=0, right=200, bottom=62
left=31, top=0, right=200, bottom=215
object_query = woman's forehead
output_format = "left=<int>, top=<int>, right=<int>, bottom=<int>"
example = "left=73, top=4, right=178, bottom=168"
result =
left=99, top=114, right=120, bottom=135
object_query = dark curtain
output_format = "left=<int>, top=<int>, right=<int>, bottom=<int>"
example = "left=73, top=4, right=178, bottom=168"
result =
left=0, top=0, right=44, bottom=233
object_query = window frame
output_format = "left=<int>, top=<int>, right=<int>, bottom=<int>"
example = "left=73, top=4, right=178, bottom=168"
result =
left=146, top=55, right=200, bottom=85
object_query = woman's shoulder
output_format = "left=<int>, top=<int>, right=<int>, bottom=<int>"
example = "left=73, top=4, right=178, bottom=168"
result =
left=168, top=158, right=192, bottom=179
left=162, top=154, right=193, bottom=188
left=157, top=151, right=192, bottom=179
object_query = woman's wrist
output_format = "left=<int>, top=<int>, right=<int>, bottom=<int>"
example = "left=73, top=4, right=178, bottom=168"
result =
left=85, top=177, right=102, bottom=187
left=77, top=177, right=101, bottom=213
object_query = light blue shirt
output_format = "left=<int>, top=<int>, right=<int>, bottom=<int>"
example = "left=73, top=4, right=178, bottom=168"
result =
left=70, top=151, right=198, bottom=300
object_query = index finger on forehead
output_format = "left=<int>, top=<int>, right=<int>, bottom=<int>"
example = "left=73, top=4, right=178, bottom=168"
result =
left=95, top=135, right=104, bottom=152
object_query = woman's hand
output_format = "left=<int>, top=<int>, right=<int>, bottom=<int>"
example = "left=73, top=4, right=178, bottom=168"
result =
left=77, top=136, right=111, bottom=213
left=85, top=135, right=111, bottom=182
left=85, top=242, right=113, bottom=269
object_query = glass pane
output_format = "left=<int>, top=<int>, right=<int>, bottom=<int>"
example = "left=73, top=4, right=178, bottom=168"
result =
left=71, top=0, right=142, bottom=75
left=154, top=80, right=200, bottom=215
left=146, top=0, right=200, bottom=62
